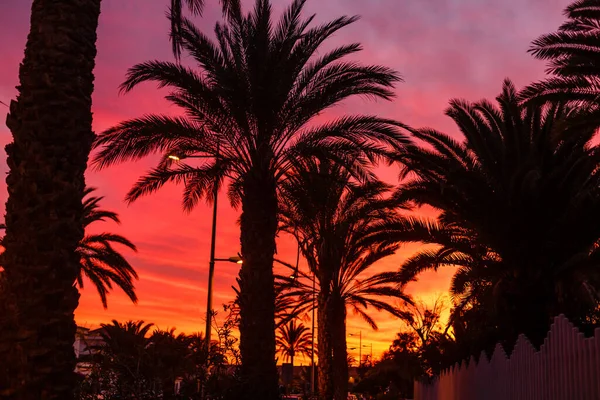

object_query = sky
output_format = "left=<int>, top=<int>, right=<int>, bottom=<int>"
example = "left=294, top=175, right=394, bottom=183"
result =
left=0, top=0, right=570, bottom=362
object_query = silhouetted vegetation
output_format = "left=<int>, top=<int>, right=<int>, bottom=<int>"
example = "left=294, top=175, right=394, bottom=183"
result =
left=4, top=0, right=600, bottom=399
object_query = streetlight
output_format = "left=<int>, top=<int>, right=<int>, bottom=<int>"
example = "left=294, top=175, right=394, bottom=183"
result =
left=168, top=149, right=241, bottom=353
left=348, top=331, right=362, bottom=366
left=215, top=256, right=243, bottom=264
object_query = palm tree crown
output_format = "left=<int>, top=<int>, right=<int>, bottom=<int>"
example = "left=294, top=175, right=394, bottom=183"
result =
left=77, top=188, right=138, bottom=308
left=393, top=79, right=600, bottom=346
left=93, top=0, right=405, bottom=209
left=281, top=160, right=411, bottom=326
left=276, top=320, right=312, bottom=365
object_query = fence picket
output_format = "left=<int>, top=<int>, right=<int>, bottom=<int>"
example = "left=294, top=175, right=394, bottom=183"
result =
left=413, top=315, right=600, bottom=400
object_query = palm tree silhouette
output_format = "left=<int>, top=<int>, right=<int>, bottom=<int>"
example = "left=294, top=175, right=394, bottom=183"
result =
left=390, top=79, right=600, bottom=347
left=92, top=1, right=404, bottom=397
left=95, top=320, right=155, bottom=398
left=280, top=159, right=411, bottom=400
left=77, top=188, right=138, bottom=308
left=276, top=320, right=312, bottom=370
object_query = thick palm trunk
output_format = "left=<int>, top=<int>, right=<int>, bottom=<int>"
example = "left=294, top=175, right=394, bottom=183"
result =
left=238, top=172, right=279, bottom=400
left=317, top=291, right=334, bottom=400
left=0, top=275, right=20, bottom=395
left=0, top=0, right=100, bottom=398
left=330, top=295, right=348, bottom=400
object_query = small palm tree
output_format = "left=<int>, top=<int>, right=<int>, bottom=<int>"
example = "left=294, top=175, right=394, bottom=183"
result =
left=147, top=328, right=193, bottom=399
left=280, top=159, right=412, bottom=400
left=521, top=0, right=600, bottom=105
left=276, top=320, right=312, bottom=369
left=77, top=188, right=138, bottom=308
left=95, top=320, right=155, bottom=398
left=92, top=1, right=405, bottom=397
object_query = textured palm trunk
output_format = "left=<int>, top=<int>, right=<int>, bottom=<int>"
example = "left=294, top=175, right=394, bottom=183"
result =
left=238, top=171, right=279, bottom=400
left=317, top=290, right=334, bottom=400
left=330, top=295, right=348, bottom=400
left=0, top=274, right=20, bottom=396
left=0, top=0, right=100, bottom=398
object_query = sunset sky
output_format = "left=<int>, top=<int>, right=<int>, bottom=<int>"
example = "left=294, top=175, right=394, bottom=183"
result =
left=0, top=0, right=570, bottom=362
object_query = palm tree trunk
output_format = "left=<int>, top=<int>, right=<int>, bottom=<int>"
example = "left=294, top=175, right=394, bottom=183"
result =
left=238, top=172, right=279, bottom=400
left=330, top=294, right=348, bottom=400
left=317, top=290, right=334, bottom=400
left=0, top=0, right=100, bottom=398
left=0, top=274, right=20, bottom=396
left=290, top=352, right=294, bottom=385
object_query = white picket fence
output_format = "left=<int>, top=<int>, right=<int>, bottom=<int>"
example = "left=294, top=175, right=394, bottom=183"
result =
left=414, top=315, right=600, bottom=400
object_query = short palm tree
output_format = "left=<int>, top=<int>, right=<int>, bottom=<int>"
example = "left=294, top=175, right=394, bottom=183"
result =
left=78, top=188, right=138, bottom=308
left=521, top=0, right=600, bottom=105
left=95, top=320, right=155, bottom=398
left=391, top=79, right=600, bottom=347
left=280, top=159, right=412, bottom=400
left=276, top=320, right=312, bottom=369
left=92, top=1, right=404, bottom=398
left=147, top=328, right=193, bottom=399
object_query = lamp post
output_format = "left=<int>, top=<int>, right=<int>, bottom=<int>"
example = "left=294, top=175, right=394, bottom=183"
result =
left=168, top=148, right=241, bottom=353
left=349, top=331, right=362, bottom=366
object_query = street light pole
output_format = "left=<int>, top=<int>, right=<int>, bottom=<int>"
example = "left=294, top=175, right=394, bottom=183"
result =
left=359, top=331, right=362, bottom=366
left=205, top=145, right=220, bottom=354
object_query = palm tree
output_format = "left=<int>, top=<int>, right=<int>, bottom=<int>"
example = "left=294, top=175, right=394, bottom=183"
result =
left=276, top=320, right=312, bottom=369
left=521, top=0, right=600, bottom=105
left=77, top=187, right=138, bottom=308
left=391, top=79, right=600, bottom=348
left=91, top=1, right=404, bottom=398
left=0, top=1, right=225, bottom=397
left=280, top=159, right=412, bottom=400
left=0, top=1, right=101, bottom=397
